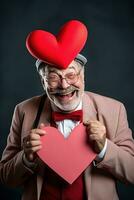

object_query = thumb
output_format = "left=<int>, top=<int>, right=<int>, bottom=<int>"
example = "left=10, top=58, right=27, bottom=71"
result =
left=83, top=118, right=95, bottom=126
left=39, top=123, right=45, bottom=129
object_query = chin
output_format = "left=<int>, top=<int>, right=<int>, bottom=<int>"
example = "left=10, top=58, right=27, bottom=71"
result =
left=47, top=89, right=84, bottom=112
left=52, top=96, right=81, bottom=112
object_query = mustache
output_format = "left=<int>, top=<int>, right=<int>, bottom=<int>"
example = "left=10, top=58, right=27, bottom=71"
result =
left=49, top=85, right=80, bottom=95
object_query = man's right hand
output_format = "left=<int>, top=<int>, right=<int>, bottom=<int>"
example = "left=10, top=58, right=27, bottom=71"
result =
left=23, top=123, right=46, bottom=162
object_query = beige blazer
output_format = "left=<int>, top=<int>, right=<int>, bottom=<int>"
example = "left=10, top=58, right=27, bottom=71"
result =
left=0, top=92, right=134, bottom=200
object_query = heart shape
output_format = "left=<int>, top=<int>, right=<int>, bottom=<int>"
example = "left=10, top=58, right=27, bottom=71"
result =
left=26, top=20, right=88, bottom=69
left=37, top=123, right=96, bottom=184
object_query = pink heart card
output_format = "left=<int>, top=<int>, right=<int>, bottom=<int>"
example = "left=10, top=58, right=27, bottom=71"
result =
left=37, top=123, right=96, bottom=184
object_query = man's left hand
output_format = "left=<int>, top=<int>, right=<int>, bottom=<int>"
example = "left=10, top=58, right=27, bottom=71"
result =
left=84, top=120, right=106, bottom=153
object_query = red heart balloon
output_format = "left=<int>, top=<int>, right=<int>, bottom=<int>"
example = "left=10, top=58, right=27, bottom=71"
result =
left=37, top=123, right=96, bottom=184
left=26, top=20, right=88, bottom=69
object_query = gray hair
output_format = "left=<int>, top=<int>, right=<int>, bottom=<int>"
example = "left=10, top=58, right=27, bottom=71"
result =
left=35, top=53, right=87, bottom=73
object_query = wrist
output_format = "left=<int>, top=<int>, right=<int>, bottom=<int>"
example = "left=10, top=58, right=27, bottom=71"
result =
left=22, top=153, right=38, bottom=170
left=95, top=139, right=107, bottom=162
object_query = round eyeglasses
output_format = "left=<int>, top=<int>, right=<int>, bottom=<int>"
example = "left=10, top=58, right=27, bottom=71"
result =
left=43, top=68, right=83, bottom=88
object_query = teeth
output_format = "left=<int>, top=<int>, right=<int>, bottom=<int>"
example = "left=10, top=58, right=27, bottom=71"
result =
left=59, top=92, right=73, bottom=96
left=60, top=93, right=71, bottom=96
left=58, top=91, right=75, bottom=97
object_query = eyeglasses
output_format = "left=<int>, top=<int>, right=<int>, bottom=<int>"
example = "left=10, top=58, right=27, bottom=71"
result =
left=43, top=68, right=83, bottom=88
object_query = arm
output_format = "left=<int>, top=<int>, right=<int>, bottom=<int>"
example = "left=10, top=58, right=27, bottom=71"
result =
left=96, top=103, right=134, bottom=184
left=0, top=105, right=37, bottom=187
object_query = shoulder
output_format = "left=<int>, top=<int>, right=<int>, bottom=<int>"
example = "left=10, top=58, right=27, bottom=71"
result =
left=84, top=92, right=128, bottom=133
left=15, top=94, right=46, bottom=112
left=85, top=91, right=124, bottom=110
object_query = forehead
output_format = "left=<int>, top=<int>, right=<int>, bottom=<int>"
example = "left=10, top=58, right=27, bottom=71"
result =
left=45, top=60, right=81, bottom=74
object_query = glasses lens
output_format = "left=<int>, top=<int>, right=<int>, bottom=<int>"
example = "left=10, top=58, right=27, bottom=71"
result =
left=65, top=72, right=78, bottom=84
left=46, top=73, right=59, bottom=88
left=45, top=70, right=80, bottom=88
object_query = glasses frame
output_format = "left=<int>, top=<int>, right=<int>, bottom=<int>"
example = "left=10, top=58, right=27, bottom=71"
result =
left=43, top=67, right=83, bottom=88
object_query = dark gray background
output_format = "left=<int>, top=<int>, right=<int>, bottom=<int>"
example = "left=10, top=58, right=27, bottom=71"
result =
left=0, top=0, right=134, bottom=199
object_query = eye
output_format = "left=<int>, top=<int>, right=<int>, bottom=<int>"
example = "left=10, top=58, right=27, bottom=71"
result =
left=48, top=73, right=59, bottom=81
left=66, top=72, right=76, bottom=80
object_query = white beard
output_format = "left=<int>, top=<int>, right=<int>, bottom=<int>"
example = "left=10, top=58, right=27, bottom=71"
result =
left=45, top=88, right=83, bottom=112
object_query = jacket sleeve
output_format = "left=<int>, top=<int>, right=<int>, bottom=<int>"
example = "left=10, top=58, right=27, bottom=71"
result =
left=96, top=103, right=134, bottom=184
left=0, top=105, right=38, bottom=188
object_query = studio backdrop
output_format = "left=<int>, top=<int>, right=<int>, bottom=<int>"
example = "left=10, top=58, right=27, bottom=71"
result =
left=0, top=0, right=134, bottom=199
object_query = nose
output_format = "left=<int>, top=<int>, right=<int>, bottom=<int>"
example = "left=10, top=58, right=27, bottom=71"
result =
left=60, top=78, right=70, bottom=89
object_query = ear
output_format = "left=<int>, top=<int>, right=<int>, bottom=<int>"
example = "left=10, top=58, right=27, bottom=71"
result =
left=41, top=76, right=44, bottom=85
left=40, top=76, right=48, bottom=91
left=41, top=77, right=45, bottom=88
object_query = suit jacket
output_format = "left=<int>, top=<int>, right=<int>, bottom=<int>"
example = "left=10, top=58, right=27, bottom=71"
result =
left=0, top=92, right=134, bottom=200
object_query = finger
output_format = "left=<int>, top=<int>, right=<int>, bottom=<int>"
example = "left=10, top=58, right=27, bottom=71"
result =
left=90, top=128, right=100, bottom=133
left=91, top=126, right=106, bottom=133
left=89, top=134, right=99, bottom=141
left=84, top=120, right=100, bottom=126
left=27, top=132, right=45, bottom=142
left=39, top=123, right=45, bottom=129
left=25, top=140, right=42, bottom=148
left=30, top=129, right=47, bottom=136
left=83, top=119, right=92, bottom=125
left=89, top=123, right=102, bottom=129
left=30, top=145, right=42, bottom=152
left=86, top=125, right=100, bottom=131
left=26, top=145, right=42, bottom=153
left=30, top=132, right=47, bottom=141
left=29, top=133, right=41, bottom=140
left=89, top=121, right=102, bottom=126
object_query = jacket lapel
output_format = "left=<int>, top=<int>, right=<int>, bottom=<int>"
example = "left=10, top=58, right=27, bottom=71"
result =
left=82, top=92, right=97, bottom=123
left=82, top=92, right=98, bottom=198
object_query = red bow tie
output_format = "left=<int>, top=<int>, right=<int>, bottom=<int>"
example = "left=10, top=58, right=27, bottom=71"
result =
left=52, top=110, right=83, bottom=122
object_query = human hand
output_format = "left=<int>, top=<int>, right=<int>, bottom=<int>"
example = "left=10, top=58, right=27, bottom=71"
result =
left=84, top=120, right=106, bottom=153
left=23, top=123, right=46, bottom=162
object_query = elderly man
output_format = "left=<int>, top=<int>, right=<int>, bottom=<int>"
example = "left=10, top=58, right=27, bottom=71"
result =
left=0, top=52, right=134, bottom=200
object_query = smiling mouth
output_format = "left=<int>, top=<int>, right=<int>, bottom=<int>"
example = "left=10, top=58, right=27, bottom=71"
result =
left=55, top=90, right=76, bottom=99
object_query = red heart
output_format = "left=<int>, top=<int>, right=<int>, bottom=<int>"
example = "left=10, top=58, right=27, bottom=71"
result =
left=26, top=20, right=88, bottom=69
left=37, top=123, right=96, bottom=184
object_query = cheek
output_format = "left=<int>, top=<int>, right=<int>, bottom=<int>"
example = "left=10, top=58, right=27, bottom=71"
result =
left=75, top=77, right=84, bottom=90
left=47, top=87, right=54, bottom=93
left=47, top=85, right=58, bottom=93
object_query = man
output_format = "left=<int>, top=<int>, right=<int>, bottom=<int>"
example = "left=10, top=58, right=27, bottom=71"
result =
left=0, top=52, right=134, bottom=200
